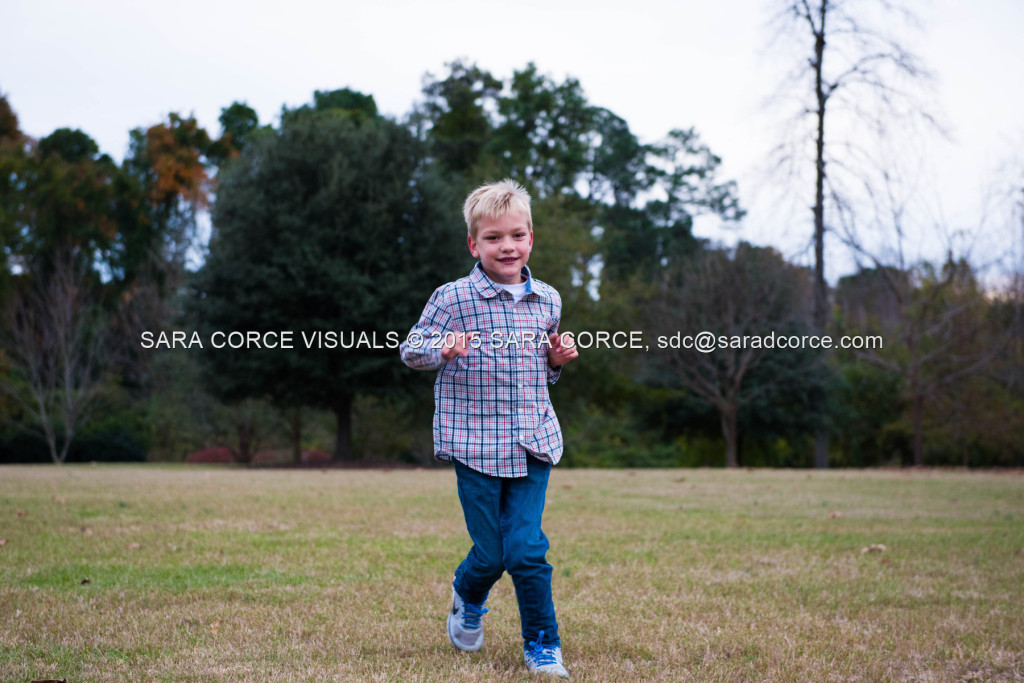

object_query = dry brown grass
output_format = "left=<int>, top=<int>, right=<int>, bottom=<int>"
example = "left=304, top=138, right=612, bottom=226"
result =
left=1, top=466, right=1022, bottom=681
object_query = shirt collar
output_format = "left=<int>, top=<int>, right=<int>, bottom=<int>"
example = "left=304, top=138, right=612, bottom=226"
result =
left=469, top=262, right=548, bottom=299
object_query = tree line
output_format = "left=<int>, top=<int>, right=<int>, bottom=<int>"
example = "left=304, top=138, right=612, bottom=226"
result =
left=1, top=56, right=1021, bottom=468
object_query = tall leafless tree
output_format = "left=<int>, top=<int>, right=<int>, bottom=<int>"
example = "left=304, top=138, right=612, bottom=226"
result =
left=767, top=0, right=942, bottom=467
left=833, top=169, right=1016, bottom=467
left=1, top=246, right=109, bottom=463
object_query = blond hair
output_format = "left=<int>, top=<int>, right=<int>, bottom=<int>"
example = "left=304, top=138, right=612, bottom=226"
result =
left=463, top=179, right=533, bottom=238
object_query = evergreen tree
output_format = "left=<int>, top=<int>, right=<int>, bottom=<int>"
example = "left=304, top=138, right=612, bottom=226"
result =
left=189, top=97, right=463, bottom=461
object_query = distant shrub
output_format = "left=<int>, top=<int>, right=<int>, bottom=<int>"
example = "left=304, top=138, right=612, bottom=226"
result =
left=251, top=449, right=291, bottom=465
left=301, top=449, right=332, bottom=466
left=185, top=447, right=236, bottom=464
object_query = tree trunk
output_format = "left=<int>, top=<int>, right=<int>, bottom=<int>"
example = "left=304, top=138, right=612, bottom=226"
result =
left=721, top=406, right=740, bottom=468
left=290, top=407, right=302, bottom=464
left=58, top=435, right=72, bottom=465
left=333, top=395, right=353, bottom=462
left=46, top=432, right=61, bottom=465
left=814, top=430, right=829, bottom=469
left=911, top=394, right=925, bottom=467
left=813, top=5, right=828, bottom=334
left=59, top=416, right=76, bottom=465
left=236, top=421, right=254, bottom=464
left=907, top=336, right=924, bottom=467
left=811, top=1, right=831, bottom=469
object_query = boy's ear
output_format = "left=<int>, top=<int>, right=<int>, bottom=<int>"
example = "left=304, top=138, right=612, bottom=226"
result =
left=467, top=234, right=480, bottom=258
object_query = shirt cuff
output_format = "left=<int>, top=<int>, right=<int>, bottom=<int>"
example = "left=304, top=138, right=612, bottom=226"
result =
left=401, top=343, right=447, bottom=371
left=547, top=362, right=562, bottom=384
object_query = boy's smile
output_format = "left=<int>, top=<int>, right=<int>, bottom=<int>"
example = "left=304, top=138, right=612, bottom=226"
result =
left=468, top=211, right=533, bottom=285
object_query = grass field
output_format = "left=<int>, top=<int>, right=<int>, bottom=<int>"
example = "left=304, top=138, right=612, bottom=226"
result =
left=1, top=465, right=1022, bottom=682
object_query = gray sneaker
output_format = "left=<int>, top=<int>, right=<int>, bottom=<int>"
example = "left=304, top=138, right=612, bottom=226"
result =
left=446, top=582, right=489, bottom=652
left=524, top=630, right=568, bottom=678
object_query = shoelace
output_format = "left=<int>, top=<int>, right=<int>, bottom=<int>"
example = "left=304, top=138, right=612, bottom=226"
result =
left=461, top=600, right=489, bottom=629
left=527, top=630, right=558, bottom=667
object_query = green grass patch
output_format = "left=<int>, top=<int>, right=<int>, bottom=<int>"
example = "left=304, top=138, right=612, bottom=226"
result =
left=0, top=465, right=1022, bottom=681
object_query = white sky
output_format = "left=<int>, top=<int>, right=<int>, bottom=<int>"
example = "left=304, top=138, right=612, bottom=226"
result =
left=3, top=0, right=1023, bottom=280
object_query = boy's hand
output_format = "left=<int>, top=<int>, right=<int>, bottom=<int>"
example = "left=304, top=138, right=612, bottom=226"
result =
left=441, top=331, right=478, bottom=361
left=547, top=332, right=578, bottom=369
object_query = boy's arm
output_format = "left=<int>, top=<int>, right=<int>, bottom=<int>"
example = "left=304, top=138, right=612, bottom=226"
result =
left=545, top=288, right=578, bottom=383
left=547, top=331, right=584, bottom=383
left=400, top=287, right=453, bottom=371
left=545, top=292, right=572, bottom=384
left=546, top=323, right=569, bottom=385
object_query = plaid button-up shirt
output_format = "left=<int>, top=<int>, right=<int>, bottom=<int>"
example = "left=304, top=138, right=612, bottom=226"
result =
left=400, top=263, right=564, bottom=478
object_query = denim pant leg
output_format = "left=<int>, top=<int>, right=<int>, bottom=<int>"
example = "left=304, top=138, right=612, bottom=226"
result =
left=453, top=461, right=505, bottom=605
left=501, top=456, right=560, bottom=648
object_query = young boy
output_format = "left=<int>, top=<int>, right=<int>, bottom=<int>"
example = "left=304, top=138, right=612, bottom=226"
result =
left=400, top=179, right=578, bottom=678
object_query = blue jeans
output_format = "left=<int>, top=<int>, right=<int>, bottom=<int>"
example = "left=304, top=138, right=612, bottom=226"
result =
left=452, top=456, right=560, bottom=648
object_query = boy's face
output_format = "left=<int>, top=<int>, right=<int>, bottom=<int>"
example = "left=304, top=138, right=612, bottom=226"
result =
left=468, top=211, right=533, bottom=285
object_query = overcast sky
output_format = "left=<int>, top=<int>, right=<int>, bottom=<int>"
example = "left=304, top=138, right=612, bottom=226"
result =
left=3, top=0, right=1022, bottom=279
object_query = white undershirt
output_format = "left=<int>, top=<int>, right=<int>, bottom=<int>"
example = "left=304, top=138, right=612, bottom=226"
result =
left=497, top=280, right=528, bottom=304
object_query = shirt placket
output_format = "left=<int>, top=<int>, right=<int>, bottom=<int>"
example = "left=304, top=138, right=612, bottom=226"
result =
left=502, top=290, right=524, bottom=477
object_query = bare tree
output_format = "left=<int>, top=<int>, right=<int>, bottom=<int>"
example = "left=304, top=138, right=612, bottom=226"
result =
left=767, top=0, right=942, bottom=467
left=833, top=169, right=1015, bottom=467
left=649, top=243, right=817, bottom=467
left=840, top=260, right=997, bottom=466
left=1, top=246, right=109, bottom=463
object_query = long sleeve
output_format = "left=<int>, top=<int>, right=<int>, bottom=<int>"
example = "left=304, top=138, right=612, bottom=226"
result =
left=546, top=298, right=562, bottom=385
left=400, top=286, right=453, bottom=371
left=547, top=361, right=562, bottom=384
